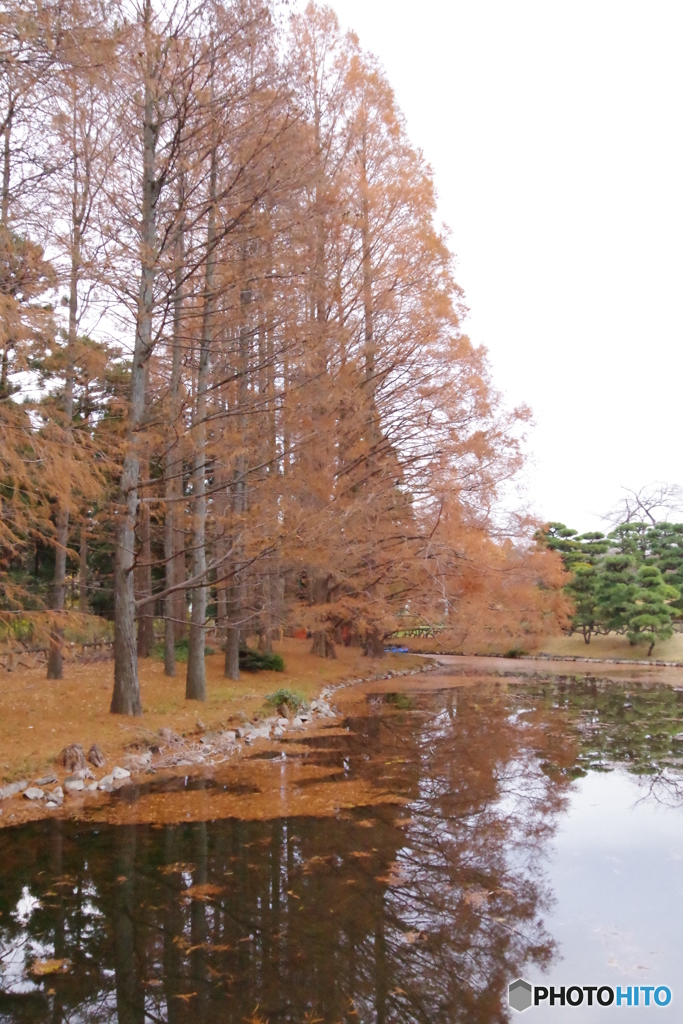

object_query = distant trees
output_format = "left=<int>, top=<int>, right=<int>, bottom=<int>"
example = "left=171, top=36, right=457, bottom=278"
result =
left=539, top=520, right=683, bottom=654
left=0, top=0, right=568, bottom=713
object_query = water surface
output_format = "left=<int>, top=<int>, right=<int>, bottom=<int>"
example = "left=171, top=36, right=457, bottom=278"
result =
left=1, top=676, right=682, bottom=1023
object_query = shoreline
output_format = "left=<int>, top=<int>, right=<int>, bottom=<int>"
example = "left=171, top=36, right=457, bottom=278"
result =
left=3, top=650, right=682, bottom=830
left=0, top=655, right=438, bottom=830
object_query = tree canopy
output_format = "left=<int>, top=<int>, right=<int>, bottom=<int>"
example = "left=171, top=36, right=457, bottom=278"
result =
left=538, top=520, right=683, bottom=655
left=0, top=0, right=568, bottom=711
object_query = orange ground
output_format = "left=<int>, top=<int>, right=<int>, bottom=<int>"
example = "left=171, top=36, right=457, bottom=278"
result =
left=0, top=639, right=423, bottom=788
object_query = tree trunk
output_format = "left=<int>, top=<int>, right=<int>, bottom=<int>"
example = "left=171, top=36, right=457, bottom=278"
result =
left=173, top=513, right=187, bottom=639
left=163, top=485, right=176, bottom=676
left=224, top=623, right=240, bottom=680
left=364, top=629, right=385, bottom=658
left=47, top=184, right=79, bottom=680
left=78, top=523, right=88, bottom=613
left=186, top=134, right=217, bottom=702
left=311, top=630, right=336, bottom=659
left=112, top=3, right=157, bottom=715
left=163, top=181, right=186, bottom=676
left=135, top=495, right=154, bottom=658
left=1, top=101, right=11, bottom=226
left=47, top=505, right=69, bottom=680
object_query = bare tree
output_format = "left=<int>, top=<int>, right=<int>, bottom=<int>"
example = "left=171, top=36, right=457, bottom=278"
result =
left=602, top=483, right=683, bottom=527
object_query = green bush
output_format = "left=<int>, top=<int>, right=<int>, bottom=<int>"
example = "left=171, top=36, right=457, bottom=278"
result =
left=265, top=688, right=306, bottom=712
left=504, top=648, right=529, bottom=659
left=150, top=637, right=216, bottom=662
left=240, top=647, right=285, bottom=673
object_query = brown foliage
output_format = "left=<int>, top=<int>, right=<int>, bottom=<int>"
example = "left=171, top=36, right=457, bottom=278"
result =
left=0, top=0, right=569, bottom=713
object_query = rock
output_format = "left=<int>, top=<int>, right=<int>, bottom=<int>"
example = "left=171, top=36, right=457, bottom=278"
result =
left=196, top=719, right=207, bottom=731
left=64, top=777, right=84, bottom=792
left=273, top=727, right=284, bottom=738
left=84, top=781, right=98, bottom=792
left=87, top=744, right=106, bottom=768
left=69, top=768, right=94, bottom=781
left=24, top=787, right=44, bottom=801
left=310, top=701, right=319, bottom=711
left=673, top=733, right=683, bottom=742
left=56, top=744, right=86, bottom=772
left=34, top=772, right=57, bottom=787
left=123, top=752, right=151, bottom=772
left=98, top=775, right=114, bottom=791
left=236, top=727, right=249, bottom=738
left=220, top=730, right=237, bottom=742
left=299, top=713, right=312, bottom=722
left=49, top=787, right=64, bottom=805
left=0, top=780, right=28, bottom=800
left=277, top=718, right=288, bottom=728
left=112, top=766, right=130, bottom=780
left=291, top=716, right=304, bottom=730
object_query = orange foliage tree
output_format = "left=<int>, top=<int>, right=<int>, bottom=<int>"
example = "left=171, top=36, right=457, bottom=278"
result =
left=0, top=0, right=570, bottom=712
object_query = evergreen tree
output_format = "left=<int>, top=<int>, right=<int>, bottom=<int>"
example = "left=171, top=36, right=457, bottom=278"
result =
left=626, top=565, right=679, bottom=656
left=594, top=555, right=637, bottom=635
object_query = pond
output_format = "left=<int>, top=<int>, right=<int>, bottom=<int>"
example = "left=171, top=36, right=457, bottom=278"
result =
left=1, top=673, right=682, bottom=1022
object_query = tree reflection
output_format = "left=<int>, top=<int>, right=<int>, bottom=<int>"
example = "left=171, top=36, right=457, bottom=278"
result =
left=0, top=686, right=583, bottom=1023
left=526, top=677, right=683, bottom=805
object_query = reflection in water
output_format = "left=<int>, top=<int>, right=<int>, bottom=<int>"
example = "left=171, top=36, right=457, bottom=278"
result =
left=0, top=681, right=681, bottom=1023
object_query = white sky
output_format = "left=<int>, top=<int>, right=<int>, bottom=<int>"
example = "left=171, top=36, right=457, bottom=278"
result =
left=321, top=0, right=683, bottom=532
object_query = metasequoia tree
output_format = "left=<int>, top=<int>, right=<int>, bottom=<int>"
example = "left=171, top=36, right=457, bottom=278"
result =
left=106, top=0, right=204, bottom=714
left=40, top=0, right=118, bottom=678
left=0, top=0, right=571, bottom=711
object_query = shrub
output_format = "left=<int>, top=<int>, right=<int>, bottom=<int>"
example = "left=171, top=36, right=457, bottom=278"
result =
left=150, top=637, right=216, bottom=662
left=265, top=688, right=307, bottom=712
left=239, top=647, right=285, bottom=673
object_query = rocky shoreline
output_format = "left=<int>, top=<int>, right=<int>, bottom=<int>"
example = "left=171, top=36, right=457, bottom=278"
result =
left=0, top=662, right=436, bottom=827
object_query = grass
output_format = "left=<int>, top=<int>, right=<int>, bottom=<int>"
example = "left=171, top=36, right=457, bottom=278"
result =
left=535, top=631, right=683, bottom=661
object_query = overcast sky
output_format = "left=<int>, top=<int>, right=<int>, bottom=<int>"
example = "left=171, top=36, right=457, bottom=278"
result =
left=314, top=0, right=683, bottom=532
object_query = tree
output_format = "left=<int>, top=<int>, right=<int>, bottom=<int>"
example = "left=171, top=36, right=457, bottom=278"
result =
left=0, top=0, right=573, bottom=710
left=626, top=565, right=679, bottom=656
left=564, top=563, right=599, bottom=644
left=603, top=482, right=683, bottom=527
left=593, top=554, right=637, bottom=636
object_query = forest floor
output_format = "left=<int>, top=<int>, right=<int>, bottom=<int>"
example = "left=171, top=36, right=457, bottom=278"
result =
left=0, top=639, right=424, bottom=790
